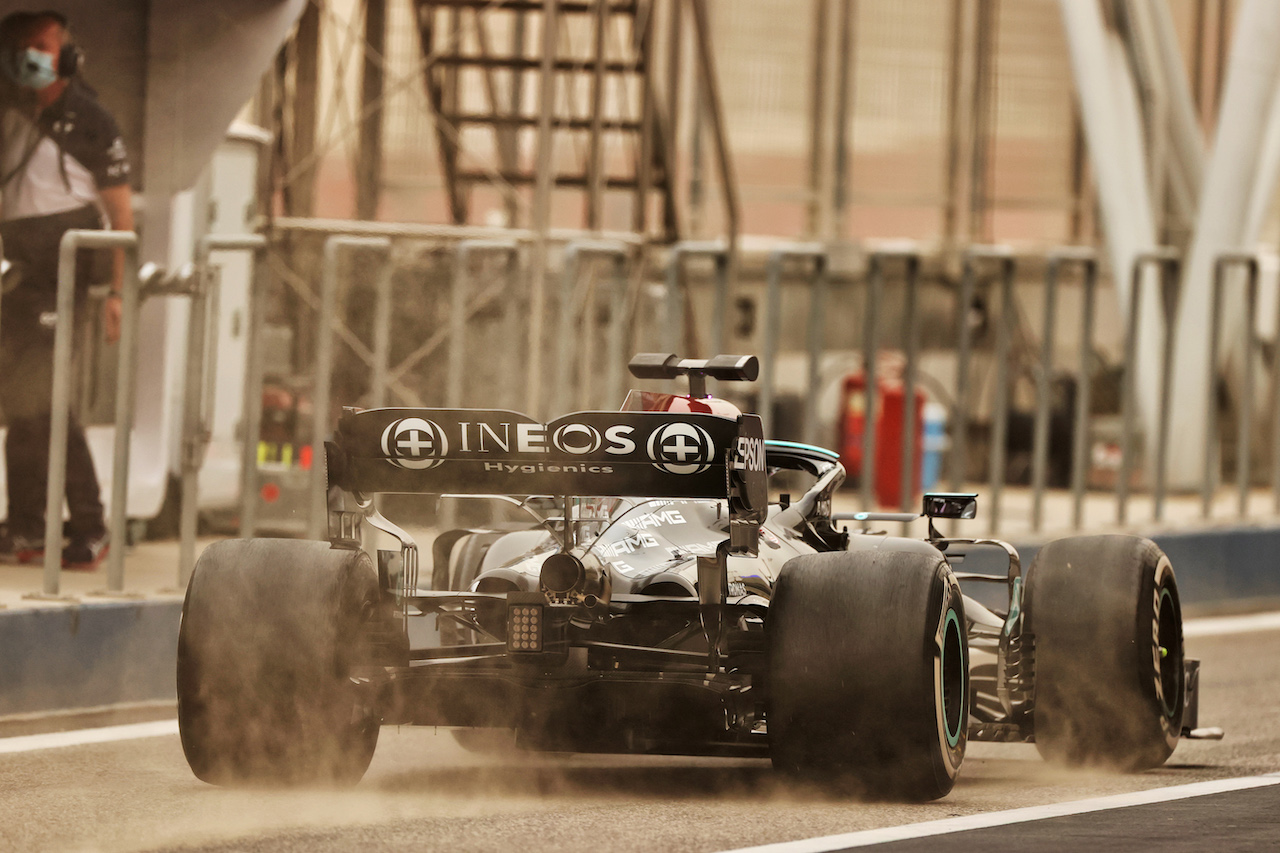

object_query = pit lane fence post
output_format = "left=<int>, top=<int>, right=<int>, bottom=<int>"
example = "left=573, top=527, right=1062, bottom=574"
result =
left=1117, top=249, right=1180, bottom=527
left=448, top=239, right=520, bottom=410
left=759, top=244, right=827, bottom=443
left=306, top=236, right=395, bottom=541
left=556, top=240, right=630, bottom=413
left=949, top=246, right=1012, bottom=535
left=35, top=230, right=139, bottom=597
left=859, top=242, right=924, bottom=518
left=175, top=234, right=268, bottom=586
left=949, top=246, right=1018, bottom=537
left=664, top=241, right=730, bottom=358
left=1029, top=247, right=1097, bottom=533
left=1204, top=252, right=1269, bottom=521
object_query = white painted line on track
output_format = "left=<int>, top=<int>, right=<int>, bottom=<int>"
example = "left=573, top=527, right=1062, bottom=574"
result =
left=718, top=773, right=1280, bottom=853
left=1184, top=610, right=1280, bottom=637
left=0, top=719, right=179, bottom=754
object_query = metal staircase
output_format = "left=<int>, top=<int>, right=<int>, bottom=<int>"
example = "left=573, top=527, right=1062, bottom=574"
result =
left=415, top=0, right=677, bottom=239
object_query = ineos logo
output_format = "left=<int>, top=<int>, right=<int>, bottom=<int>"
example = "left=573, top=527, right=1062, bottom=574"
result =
left=381, top=417, right=448, bottom=470
left=647, top=422, right=716, bottom=475
left=551, top=423, right=602, bottom=455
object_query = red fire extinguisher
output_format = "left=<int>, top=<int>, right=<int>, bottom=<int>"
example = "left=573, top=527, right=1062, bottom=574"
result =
left=838, top=372, right=924, bottom=508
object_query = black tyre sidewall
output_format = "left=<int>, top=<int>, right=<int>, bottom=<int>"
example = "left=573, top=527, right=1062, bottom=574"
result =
left=177, top=539, right=382, bottom=786
left=1026, top=535, right=1184, bottom=770
left=768, top=548, right=968, bottom=800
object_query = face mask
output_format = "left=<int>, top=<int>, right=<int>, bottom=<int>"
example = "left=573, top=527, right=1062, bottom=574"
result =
left=5, top=48, right=58, bottom=90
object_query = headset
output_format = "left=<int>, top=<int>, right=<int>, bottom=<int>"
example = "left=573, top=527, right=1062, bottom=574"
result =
left=0, top=9, right=83, bottom=78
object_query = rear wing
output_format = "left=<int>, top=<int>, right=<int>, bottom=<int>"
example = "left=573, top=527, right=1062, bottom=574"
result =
left=332, top=405, right=766, bottom=508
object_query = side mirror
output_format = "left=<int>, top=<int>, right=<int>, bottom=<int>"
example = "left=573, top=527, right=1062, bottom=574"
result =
left=923, top=492, right=977, bottom=520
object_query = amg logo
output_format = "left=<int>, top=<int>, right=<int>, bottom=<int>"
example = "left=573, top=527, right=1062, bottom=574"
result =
left=733, top=436, right=765, bottom=472
left=622, top=509, right=686, bottom=531
left=597, top=533, right=659, bottom=557
left=673, top=540, right=720, bottom=556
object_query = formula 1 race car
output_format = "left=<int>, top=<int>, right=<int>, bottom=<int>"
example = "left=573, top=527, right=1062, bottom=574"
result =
left=176, top=354, right=1214, bottom=800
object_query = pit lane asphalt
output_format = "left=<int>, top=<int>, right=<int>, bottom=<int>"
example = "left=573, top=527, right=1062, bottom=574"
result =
left=2, top=619, right=1278, bottom=853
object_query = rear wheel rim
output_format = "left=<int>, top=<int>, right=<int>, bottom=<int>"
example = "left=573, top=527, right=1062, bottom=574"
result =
left=941, top=607, right=965, bottom=748
left=1156, top=586, right=1181, bottom=719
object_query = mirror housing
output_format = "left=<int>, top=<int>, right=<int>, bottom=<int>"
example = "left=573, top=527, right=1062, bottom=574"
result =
left=923, top=492, right=977, bottom=520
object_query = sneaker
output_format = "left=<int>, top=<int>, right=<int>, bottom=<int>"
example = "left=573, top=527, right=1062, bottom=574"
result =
left=0, top=526, right=45, bottom=564
left=62, top=533, right=109, bottom=571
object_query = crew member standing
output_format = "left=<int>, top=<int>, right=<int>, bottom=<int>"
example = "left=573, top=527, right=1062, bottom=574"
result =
left=0, top=10, right=132, bottom=570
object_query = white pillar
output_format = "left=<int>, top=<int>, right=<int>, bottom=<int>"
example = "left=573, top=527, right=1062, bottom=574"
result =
left=1166, top=0, right=1280, bottom=490
left=1057, top=0, right=1165, bottom=460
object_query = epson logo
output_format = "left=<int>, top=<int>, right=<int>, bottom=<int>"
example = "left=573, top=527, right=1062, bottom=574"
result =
left=381, top=417, right=449, bottom=470
left=733, top=435, right=765, bottom=473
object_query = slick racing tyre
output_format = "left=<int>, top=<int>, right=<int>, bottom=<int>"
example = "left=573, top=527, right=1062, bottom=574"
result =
left=768, top=547, right=969, bottom=800
left=177, top=539, right=382, bottom=786
left=1025, top=535, right=1184, bottom=770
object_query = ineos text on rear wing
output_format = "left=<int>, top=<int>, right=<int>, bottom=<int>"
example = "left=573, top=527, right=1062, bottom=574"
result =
left=331, top=407, right=767, bottom=508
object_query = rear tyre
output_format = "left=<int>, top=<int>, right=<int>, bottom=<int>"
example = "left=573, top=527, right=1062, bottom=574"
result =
left=768, top=548, right=968, bottom=800
left=1025, top=535, right=1184, bottom=770
left=177, top=539, right=382, bottom=786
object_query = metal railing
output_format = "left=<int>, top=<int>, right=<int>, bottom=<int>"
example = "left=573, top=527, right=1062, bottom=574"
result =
left=27, top=229, right=273, bottom=595
left=37, top=230, right=139, bottom=597
left=28, top=225, right=1280, bottom=595
left=310, top=237, right=393, bottom=540
left=1031, top=247, right=1098, bottom=532
left=174, top=235, right=268, bottom=585
left=449, top=239, right=520, bottom=408
left=947, top=245, right=1003, bottom=514
left=759, top=244, right=827, bottom=442
left=1204, top=252, right=1273, bottom=520
left=556, top=240, right=629, bottom=413
left=665, top=241, right=730, bottom=357
left=1118, top=249, right=1180, bottom=525
left=861, top=243, right=923, bottom=515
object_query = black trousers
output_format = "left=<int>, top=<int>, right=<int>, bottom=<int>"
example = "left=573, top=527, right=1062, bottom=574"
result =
left=0, top=205, right=108, bottom=541
left=0, top=308, right=106, bottom=540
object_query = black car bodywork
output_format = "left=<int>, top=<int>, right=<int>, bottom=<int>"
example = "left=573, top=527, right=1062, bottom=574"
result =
left=177, top=354, right=1215, bottom=799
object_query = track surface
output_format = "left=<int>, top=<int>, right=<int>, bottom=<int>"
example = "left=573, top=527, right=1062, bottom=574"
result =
left=2, top=621, right=1278, bottom=853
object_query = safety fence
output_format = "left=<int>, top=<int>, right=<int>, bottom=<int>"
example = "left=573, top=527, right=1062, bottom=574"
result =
left=6, top=224, right=1280, bottom=594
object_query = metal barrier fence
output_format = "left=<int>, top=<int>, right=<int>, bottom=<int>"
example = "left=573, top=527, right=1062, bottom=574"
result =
left=1119, top=249, right=1180, bottom=525
left=555, top=241, right=629, bottom=414
left=862, top=243, right=923, bottom=516
left=39, top=230, right=139, bottom=596
left=449, top=239, right=520, bottom=408
left=1204, top=251, right=1280, bottom=521
left=1031, top=247, right=1097, bottom=532
left=309, top=237, right=393, bottom=540
left=24, top=221, right=1280, bottom=593
left=759, top=244, right=826, bottom=441
left=179, top=235, right=267, bottom=584
left=234, top=227, right=663, bottom=541
left=751, top=241, right=1280, bottom=539
left=666, top=241, right=730, bottom=357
